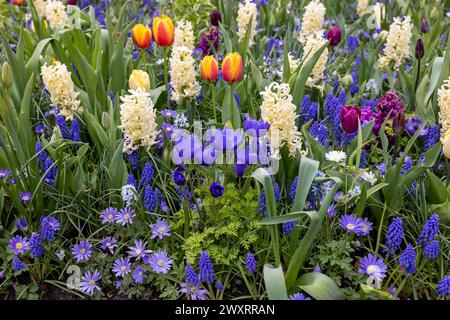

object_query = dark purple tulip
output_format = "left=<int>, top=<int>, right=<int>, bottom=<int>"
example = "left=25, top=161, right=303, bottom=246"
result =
left=327, top=25, right=341, bottom=46
left=420, top=18, right=430, bottom=33
left=392, top=109, right=406, bottom=134
left=415, top=39, right=424, bottom=60
left=67, top=0, right=77, bottom=5
left=340, top=105, right=361, bottom=134
left=210, top=10, right=222, bottom=27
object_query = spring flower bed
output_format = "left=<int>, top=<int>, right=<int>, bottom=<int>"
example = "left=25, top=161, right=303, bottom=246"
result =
left=0, top=0, right=449, bottom=301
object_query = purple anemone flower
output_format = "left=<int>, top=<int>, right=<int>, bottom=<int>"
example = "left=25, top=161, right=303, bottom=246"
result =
left=79, top=269, right=101, bottom=295
left=72, top=240, right=93, bottom=262
left=112, top=257, right=132, bottom=277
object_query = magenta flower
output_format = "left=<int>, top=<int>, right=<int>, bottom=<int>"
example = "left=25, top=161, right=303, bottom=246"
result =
left=327, top=25, right=341, bottom=46
left=340, top=105, right=361, bottom=134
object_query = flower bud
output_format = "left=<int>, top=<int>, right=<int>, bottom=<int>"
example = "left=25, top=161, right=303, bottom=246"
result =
left=420, top=18, right=430, bottom=33
left=67, top=0, right=77, bottom=5
left=443, top=129, right=450, bottom=159
left=221, top=52, right=243, bottom=83
left=340, top=105, right=361, bottom=134
left=327, top=25, right=341, bottom=46
left=1, top=62, right=12, bottom=89
left=152, top=15, right=174, bottom=47
left=392, top=109, right=405, bottom=135
left=415, top=39, right=424, bottom=60
left=342, top=74, right=353, bottom=87
left=430, top=7, right=438, bottom=19
left=210, top=10, right=222, bottom=27
left=200, top=55, right=219, bottom=81
left=102, top=112, right=110, bottom=129
left=132, top=24, right=152, bottom=49
left=129, top=69, right=151, bottom=91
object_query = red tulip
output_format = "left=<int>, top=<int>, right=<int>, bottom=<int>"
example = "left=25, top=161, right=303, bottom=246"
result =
left=200, top=56, right=219, bottom=81
left=340, top=105, right=361, bottom=134
left=12, top=0, right=24, bottom=6
left=327, top=25, right=341, bottom=46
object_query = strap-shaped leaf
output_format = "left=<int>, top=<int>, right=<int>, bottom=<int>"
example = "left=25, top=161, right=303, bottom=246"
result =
left=263, top=264, right=288, bottom=300
left=297, top=272, right=345, bottom=300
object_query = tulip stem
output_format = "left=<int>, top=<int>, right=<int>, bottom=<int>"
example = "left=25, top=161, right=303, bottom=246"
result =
left=414, top=58, right=421, bottom=94
left=210, top=83, right=217, bottom=123
left=446, top=159, right=450, bottom=187
left=163, top=47, right=169, bottom=104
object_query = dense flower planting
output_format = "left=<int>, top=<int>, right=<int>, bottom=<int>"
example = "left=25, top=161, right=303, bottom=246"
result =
left=0, top=0, right=449, bottom=301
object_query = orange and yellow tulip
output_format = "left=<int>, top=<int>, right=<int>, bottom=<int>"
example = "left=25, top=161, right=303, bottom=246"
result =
left=12, top=0, right=24, bottom=6
left=152, top=15, right=175, bottom=47
left=221, top=52, right=243, bottom=83
left=200, top=56, right=219, bottom=81
left=132, top=24, right=152, bottom=49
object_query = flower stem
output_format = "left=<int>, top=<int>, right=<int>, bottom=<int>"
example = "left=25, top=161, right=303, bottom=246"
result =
left=210, top=82, right=217, bottom=123
left=414, top=58, right=421, bottom=94
left=163, top=47, right=169, bottom=104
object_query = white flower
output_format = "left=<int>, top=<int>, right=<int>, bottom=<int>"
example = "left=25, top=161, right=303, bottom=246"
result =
left=119, top=88, right=158, bottom=153
left=298, top=0, right=326, bottom=45
left=438, top=76, right=450, bottom=139
left=360, top=171, right=377, bottom=185
left=325, top=150, right=346, bottom=162
left=41, top=61, right=81, bottom=120
left=237, top=0, right=258, bottom=46
left=301, top=31, right=329, bottom=87
left=44, top=0, right=69, bottom=29
left=169, top=46, right=200, bottom=102
left=173, top=113, right=189, bottom=129
left=121, top=184, right=138, bottom=208
left=348, top=185, right=361, bottom=198
left=378, top=16, right=412, bottom=70
left=34, top=0, right=47, bottom=17
left=357, top=0, right=368, bottom=16
left=286, top=53, right=300, bottom=74
left=365, top=79, right=379, bottom=94
left=173, top=20, right=195, bottom=50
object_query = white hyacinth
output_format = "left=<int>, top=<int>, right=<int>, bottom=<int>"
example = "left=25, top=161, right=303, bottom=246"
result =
left=438, top=76, right=450, bottom=140
left=298, top=0, right=326, bottom=45
left=357, top=0, right=369, bottom=16
left=260, top=82, right=302, bottom=157
left=41, top=61, right=81, bottom=120
left=325, top=150, right=346, bottom=162
left=121, top=184, right=138, bottom=208
left=378, top=16, right=412, bottom=70
left=237, top=0, right=258, bottom=46
left=301, top=31, right=329, bottom=87
left=44, top=0, right=69, bottom=29
left=119, top=88, right=158, bottom=153
left=169, top=46, right=200, bottom=102
left=173, top=20, right=195, bottom=51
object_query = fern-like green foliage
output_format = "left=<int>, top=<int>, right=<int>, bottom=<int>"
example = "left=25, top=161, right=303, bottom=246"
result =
left=180, top=183, right=260, bottom=266
left=172, top=0, right=215, bottom=34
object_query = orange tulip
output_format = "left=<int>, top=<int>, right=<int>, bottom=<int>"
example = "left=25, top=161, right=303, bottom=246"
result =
left=12, top=0, right=24, bottom=6
left=152, top=15, right=174, bottom=47
left=132, top=24, right=152, bottom=49
left=221, top=52, right=243, bottom=83
left=200, top=56, right=219, bottom=81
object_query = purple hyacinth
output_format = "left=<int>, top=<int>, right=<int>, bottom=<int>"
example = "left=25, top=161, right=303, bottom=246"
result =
left=185, top=263, right=200, bottom=286
left=437, top=276, right=450, bottom=297
left=196, top=26, right=219, bottom=56
left=199, top=251, right=215, bottom=284
left=29, top=233, right=43, bottom=258
left=70, top=118, right=81, bottom=142
left=399, top=243, right=416, bottom=274
left=245, top=252, right=257, bottom=275
left=423, top=240, right=440, bottom=260
left=12, top=256, right=26, bottom=271
left=418, top=214, right=439, bottom=246
left=384, top=217, right=403, bottom=256
left=143, top=184, right=157, bottom=212
left=140, top=161, right=154, bottom=188
left=373, top=91, right=404, bottom=135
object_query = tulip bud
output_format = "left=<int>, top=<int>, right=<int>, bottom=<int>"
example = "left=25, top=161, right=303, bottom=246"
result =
left=378, top=30, right=388, bottom=41
left=420, top=18, right=430, bottom=33
left=430, top=7, right=438, bottom=19
left=132, top=24, right=152, bottom=49
left=152, top=15, right=174, bottom=47
left=443, top=129, right=450, bottom=159
left=67, top=0, right=77, bottom=5
left=102, top=112, right=110, bottom=129
left=392, top=109, right=405, bottom=135
left=415, top=39, right=424, bottom=60
left=340, top=105, right=361, bottom=134
left=12, top=0, right=24, bottom=6
left=200, top=55, right=219, bottom=81
left=342, top=74, right=353, bottom=87
left=129, top=69, right=151, bottom=91
left=221, top=52, right=243, bottom=83
left=210, top=10, right=222, bottom=27
left=1, top=62, right=12, bottom=89
left=327, top=25, right=341, bottom=46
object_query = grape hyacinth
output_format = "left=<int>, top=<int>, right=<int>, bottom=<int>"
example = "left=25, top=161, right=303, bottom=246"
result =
left=185, top=263, right=200, bottom=286
left=70, top=118, right=81, bottom=142
left=423, top=240, right=440, bottom=260
left=56, top=115, right=70, bottom=139
left=436, top=276, right=450, bottom=297
left=199, top=251, right=215, bottom=284
left=29, top=233, right=43, bottom=258
left=384, top=217, right=403, bottom=256
left=245, top=252, right=257, bottom=274
left=399, top=243, right=416, bottom=274
left=418, top=214, right=439, bottom=246
left=143, top=184, right=157, bottom=212
left=140, top=161, right=154, bottom=188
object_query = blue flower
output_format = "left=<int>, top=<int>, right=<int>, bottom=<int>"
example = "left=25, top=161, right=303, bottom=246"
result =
left=79, top=269, right=101, bottom=294
left=358, top=254, right=387, bottom=282
left=143, top=184, right=157, bottom=212
left=56, top=115, right=70, bottom=139
left=124, top=150, right=141, bottom=172
left=209, top=182, right=224, bottom=198
left=384, top=217, right=403, bottom=256
left=185, top=263, right=200, bottom=286
left=126, top=173, right=137, bottom=188
left=140, top=161, right=154, bottom=188
left=29, top=233, right=43, bottom=258
left=283, top=221, right=295, bottom=236
left=289, top=292, right=311, bottom=300
left=12, top=256, right=26, bottom=271
left=399, top=243, right=416, bottom=274
left=437, top=276, right=450, bottom=297
left=70, top=118, right=81, bottom=142
left=418, top=214, right=439, bottom=246
left=423, top=240, right=440, bottom=260
left=40, top=216, right=61, bottom=241
left=424, top=124, right=439, bottom=151
left=245, top=252, right=257, bottom=275
left=172, top=169, right=185, bottom=185
left=199, top=251, right=215, bottom=284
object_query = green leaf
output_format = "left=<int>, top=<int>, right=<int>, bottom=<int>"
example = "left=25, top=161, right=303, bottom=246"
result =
left=263, top=264, right=288, bottom=300
left=425, top=170, right=449, bottom=204
left=259, top=211, right=316, bottom=225
left=296, top=272, right=345, bottom=300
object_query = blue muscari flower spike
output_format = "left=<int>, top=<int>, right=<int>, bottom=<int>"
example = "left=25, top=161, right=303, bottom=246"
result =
left=245, top=252, right=257, bottom=274
left=185, top=263, right=200, bottom=286
left=423, top=240, right=440, bottom=260
left=424, top=124, right=439, bottom=151
left=140, top=161, right=154, bottom=188
left=349, top=54, right=361, bottom=97
left=418, top=214, right=439, bottom=246
left=124, top=150, right=141, bottom=172
left=399, top=243, right=416, bottom=274
left=346, top=35, right=359, bottom=54
left=324, top=91, right=345, bottom=144
left=127, top=173, right=137, bottom=188
left=437, top=276, right=450, bottom=297
left=143, top=184, right=157, bottom=212
left=283, top=221, right=295, bottom=235
left=299, top=95, right=318, bottom=125
left=43, top=156, right=57, bottom=184
left=309, top=121, right=329, bottom=149
left=70, top=119, right=81, bottom=142
left=35, top=141, right=47, bottom=170
left=289, top=177, right=298, bottom=201
left=384, top=217, right=403, bottom=256
left=12, top=256, right=26, bottom=271
left=56, top=115, right=70, bottom=139
left=29, top=233, right=43, bottom=259
left=199, top=251, right=215, bottom=284
left=359, top=149, right=367, bottom=168
left=216, top=280, right=224, bottom=291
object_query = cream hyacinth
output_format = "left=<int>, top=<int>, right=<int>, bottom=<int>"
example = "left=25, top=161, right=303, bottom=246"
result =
left=237, top=0, right=258, bottom=46
left=298, top=0, right=326, bottom=45
left=41, top=61, right=81, bottom=120
left=260, top=82, right=302, bottom=157
left=119, top=88, right=158, bottom=153
left=373, top=2, right=385, bottom=29
left=34, top=0, right=47, bottom=16
left=357, top=0, right=368, bottom=16
left=169, top=46, right=200, bottom=102
left=44, top=0, right=68, bottom=29
left=438, top=76, right=450, bottom=140
left=286, top=53, right=300, bottom=74
left=378, top=16, right=412, bottom=70
left=173, top=20, right=195, bottom=51
left=301, top=31, right=329, bottom=87
left=129, top=70, right=151, bottom=92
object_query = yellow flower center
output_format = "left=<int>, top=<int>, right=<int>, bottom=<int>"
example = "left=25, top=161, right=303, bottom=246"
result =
left=106, top=243, right=111, bottom=247
left=16, top=243, right=23, bottom=249
left=347, top=223, right=355, bottom=230
left=80, top=248, right=86, bottom=253
left=136, top=249, right=142, bottom=254
left=121, top=266, right=126, bottom=271
left=108, top=214, right=113, bottom=220
left=157, top=227, right=165, bottom=234
left=124, top=214, right=130, bottom=220
left=89, top=280, right=95, bottom=285
left=157, top=260, right=165, bottom=267
left=367, top=265, right=377, bottom=274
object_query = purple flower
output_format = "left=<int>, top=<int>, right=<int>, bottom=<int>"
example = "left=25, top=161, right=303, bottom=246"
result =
left=0, top=169, right=12, bottom=180
left=243, top=116, right=270, bottom=137
left=339, top=215, right=363, bottom=234
left=179, top=283, right=210, bottom=300
left=148, top=251, right=173, bottom=274
left=196, top=27, right=219, bottom=56
left=399, top=243, right=416, bottom=274
left=172, top=170, right=185, bottom=185
left=437, top=276, right=450, bottom=297
left=12, top=256, right=26, bottom=271
left=127, top=240, right=152, bottom=260
left=100, top=207, right=118, bottom=224
left=115, top=208, right=135, bottom=226
left=133, top=266, right=146, bottom=284
left=185, top=263, right=200, bottom=286
left=19, top=192, right=32, bottom=205
left=357, top=218, right=373, bottom=236
left=245, top=252, right=257, bottom=275
left=289, top=293, right=311, bottom=300
left=327, top=204, right=338, bottom=217
left=112, top=257, right=132, bottom=277
left=209, top=182, right=224, bottom=198
left=40, top=216, right=60, bottom=241
left=9, top=235, right=29, bottom=255
left=35, top=124, right=46, bottom=134
left=384, top=217, right=403, bottom=256
left=99, top=236, right=117, bottom=254
left=423, top=240, right=440, bottom=260
left=199, top=251, right=215, bottom=284
left=418, top=214, right=439, bottom=246
left=29, top=233, right=43, bottom=258
left=405, top=117, right=429, bottom=137
left=160, top=109, right=177, bottom=118
left=358, top=254, right=387, bottom=282
left=150, top=219, right=171, bottom=239
left=327, top=25, right=341, bottom=46
left=72, top=240, right=93, bottom=262
left=79, top=270, right=101, bottom=295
